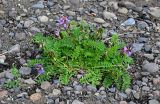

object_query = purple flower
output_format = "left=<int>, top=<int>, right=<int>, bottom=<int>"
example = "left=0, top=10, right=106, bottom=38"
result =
left=34, top=64, right=45, bottom=74
left=58, top=16, right=70, bottom=29
left=38, top=68, right=45, bottom=74
left=123, top=46, right=132, bottom=56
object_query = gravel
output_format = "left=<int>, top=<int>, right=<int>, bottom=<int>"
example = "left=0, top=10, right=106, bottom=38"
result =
left=0, top=0, right=160, bottom=104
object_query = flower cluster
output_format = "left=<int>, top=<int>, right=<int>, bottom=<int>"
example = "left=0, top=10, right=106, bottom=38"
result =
left=58, top=16, right=70, bottom=29
left=123, top=46, right=132, bottom=56
left=54, top=16, right=70, bottom=37
left=34, top=64, right=45, bottom=74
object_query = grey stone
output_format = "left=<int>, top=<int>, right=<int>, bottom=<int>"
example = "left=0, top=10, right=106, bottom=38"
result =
left=0, top=78, right=6, bottom=85
left=149, top=7, right=160, bottom=19
left=5, top=72, right=14, bottom=79
left=0, top=90, right=8, bottom=99
left=9, top=44, right=20, bottom=53
left=119, top=101, right=127, bottom=104
left=121, top=1, right=136, bottom=9
left=143, top=63, right=159, bottom=73
left=118, top=7, right=128, bottom=14
left=38, top=16, right=49, bottom=23
left=72, top=100, right=84, bottom=104
left=0, top=20, right=6, bottom=25
left=8, top=32, right=15, bottom=37
left=47, top=99, right=54, bottom=104
left=132, top=43, right=144, bottom=52
left=153, top=77, right=160, bottom=85
left=108, top=1, right=118, bottom=10
left=53, top=79, right=60, bottom=85
left=137, top=21, right=149, bottom=30
left=0, top=55, right=6, bottom=63
left=40, top=81, right=51, bottom=90
left=144, top=45, right=152, bottom=52
left=118, top=93, right=127, bottom=98
left=129, top=101, right=136, bottom=104
left=0, top=10, right=5, bottom=18
left=87, top=85, right=97, bottom=92
left=69, top=0, right=80, bottom=7
left=15, top=33, right=26, bottom=40
left=19, top=67, right=31, bottom=75
left=94, top=18, right=105, bottom=24
left=74, top=85, right=83, bottom=91
left=24, top=20, right=34, bottom=28
left=32, top=1, right=44, bottom=9
left=63, top=5, right=70, bottom=10
left=8, top=10, right=17, bottom=18
left=17, top=92, right=28, bottom=98
left=30, top=27, right=41, bottom=33
left=149, top=99, right=160, bottom=104
left=125, top=88, right=131, bottom=95
left=63, top=86, right=73, bottom=91
left=99, top=1, right=107, bottom=7
left=24, top=78, right=36, bottom=84
left=142, top=77, right=148, bottom=83
left=121, top=18, right=135, bottom=26
left=66, top=10, right=76, bottom=16
left=47, top=1, right=54, bottom=7
left=156, top=42, right=160, bottom=47
left=49, top=89, right=61, bottom=97
left=133, top=92, right=140, bottom=99
left=90, top=8, right=98, bottom=14
left=144, top=54, right=154, bottom=60
left=142, top=86, right=150, bottom=91
left=103, top=11, right=117, bottom=21
left=0, top=24, right=3, bottom=31
left=19, top=58, right=26, bottom=65
left=138, top=37, right=148, bottom=43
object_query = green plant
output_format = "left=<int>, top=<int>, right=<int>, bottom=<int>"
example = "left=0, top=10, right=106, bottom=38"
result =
left=3, top=65, right=20, bottom=89
left=28, top=20, right=133, bottom=90
left=11, top=65, right=20, bottom=78
left=3, top=80, right=20, bottom=89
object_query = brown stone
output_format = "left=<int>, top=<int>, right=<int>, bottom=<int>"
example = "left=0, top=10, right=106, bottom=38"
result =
left=30, top=93, right=42, bottom=102
left=0, top=90, right=8, bottom=99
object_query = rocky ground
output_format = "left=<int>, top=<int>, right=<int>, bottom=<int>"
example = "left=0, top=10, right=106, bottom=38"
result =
left=0, top=0, right=160, bottom=104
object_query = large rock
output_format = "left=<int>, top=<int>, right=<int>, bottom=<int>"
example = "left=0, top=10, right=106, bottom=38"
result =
left=103, top=11, right=117, bottom=21
left=149, top=99, right=159, bottom=104
left=40, top=81, right=51, bottom=90
left=72, top=100, right=84, bottom=104
left=24, top=78, right=36, bottom=85
left=0, top=90, right=8, bottom=99
left=149, top=7, right=160, bottom=19
left=9, top=44, right=20, bottom=53
left=94, top=18, right=105, bottom=24
left=32, top=1, right=44, bottom=9
left=132, top=43, right=144, bottom=52
left=38, top=16, right=49, bottom=23
left=24, top=20, right=34, bottom=28
left=118, top=7, right=128, bottom=14
left=19, top=67, right=31, bottom=75
left=143, top=63, right=159, bottom=73
left=49, top=89, right=61, bottom=97
left=66, top=10, right=76, bottom=16
left=30, top=93, right=42, bottom=102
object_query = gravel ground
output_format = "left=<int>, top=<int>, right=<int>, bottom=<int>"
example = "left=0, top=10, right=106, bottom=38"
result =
left=0, top=0, right=160, bottom=104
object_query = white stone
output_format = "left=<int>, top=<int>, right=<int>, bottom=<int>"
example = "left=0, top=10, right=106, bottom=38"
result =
left=38, top=16, right=49, bottom=23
